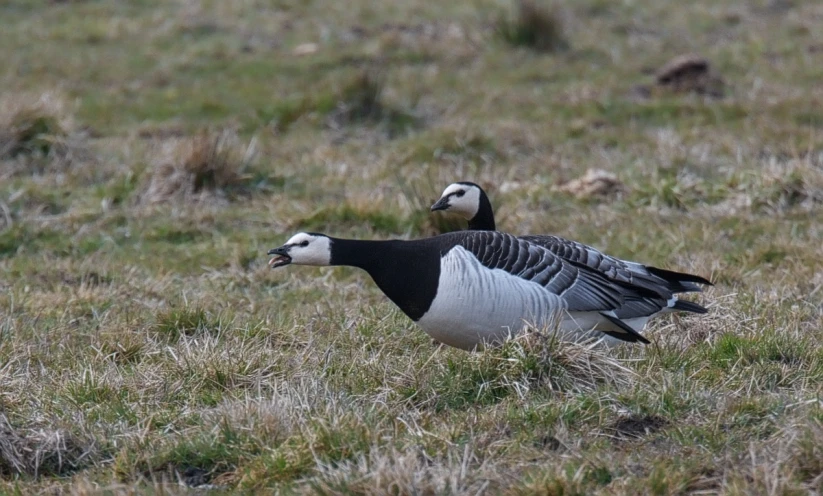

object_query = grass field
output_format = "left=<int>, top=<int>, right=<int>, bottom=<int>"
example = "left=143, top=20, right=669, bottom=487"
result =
left=2, top=0, right=823, bottom=493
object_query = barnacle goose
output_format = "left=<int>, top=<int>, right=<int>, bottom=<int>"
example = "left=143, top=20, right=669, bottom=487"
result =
left=267, top=230, right=688, bottom=351
left=431, top=181, right=712, bottom=327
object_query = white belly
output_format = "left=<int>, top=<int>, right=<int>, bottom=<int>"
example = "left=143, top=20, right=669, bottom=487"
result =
left=416, top=247, right=603, bottom=350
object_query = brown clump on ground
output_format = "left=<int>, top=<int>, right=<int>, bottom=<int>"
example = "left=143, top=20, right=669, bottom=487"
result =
left=138, top=129, right=256, bottom=205
left=553, top=168, right=628, bottom=200
left=0, top=92, right=79, bottom=174
left=630, top=54, right=726, bottom=99
left=655, top=54, right=725, bottom=97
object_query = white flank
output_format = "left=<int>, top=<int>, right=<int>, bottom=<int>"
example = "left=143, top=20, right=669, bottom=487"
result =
left=416, top=247, right=613, bottom=350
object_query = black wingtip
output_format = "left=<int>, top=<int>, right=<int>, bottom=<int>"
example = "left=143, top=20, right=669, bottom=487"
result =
left=599, top=312, right=651, bottom=344
left=646, top=266, right=714, bottom=288
left=672, top=299, right=709, bottom=314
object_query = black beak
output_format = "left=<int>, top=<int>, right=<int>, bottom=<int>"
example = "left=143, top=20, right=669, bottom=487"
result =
left=267, top=245, right=292, bottom=268
left=430, top=197, right=451, bottom=212
left=267, top=246, right=287, bottom=256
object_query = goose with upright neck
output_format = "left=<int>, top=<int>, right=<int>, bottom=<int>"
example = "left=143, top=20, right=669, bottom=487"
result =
left=268, top=230, right=706, bottom=351
left=430, top=181, right=496, bottom=231
left=431, top=181, right=712, bottom=328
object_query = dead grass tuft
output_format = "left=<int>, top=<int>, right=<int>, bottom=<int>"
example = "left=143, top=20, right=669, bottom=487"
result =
left=707, top=155, right=823, bottom=216
left=138, top=129, right=257, bottom=205
left=0, top=91, right=87, bottom=176
left=0, top=414, right=98, bottom=478
left=717, top=417, right=823, bottom=493
left=97, top=330, right=145, bottom=365
left=506, top=330, right=636, bottom=393
left=552, top=168, right=628, bottom=200
left=151, top=306, right=228, bottom=342
left=496, top=0, right=569, bottom=53
left=604, top=414, right=668, bottom=440
left=787, top=418, right=823, bottom=485
left=307, top=445, right=501, bottom=495
left=749, top=156, right=823, bottom=211
left=326, top=70, right=419, bottom=137
left=329, top=70, right=386, bottom=126
left=471, top=329, right=636, bottom=397
left=0, top=92, right=69, bottom=159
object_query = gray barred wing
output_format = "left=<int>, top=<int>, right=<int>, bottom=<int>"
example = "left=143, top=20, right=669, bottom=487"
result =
left=456, top=231, right=628, bottom=312
left=518, top=235, right=638, bottom=284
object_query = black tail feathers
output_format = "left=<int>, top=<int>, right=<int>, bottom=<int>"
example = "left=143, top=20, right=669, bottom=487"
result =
left=672, top=299, right=708, bottom=314
left=647, top=266, right=713, bottom=293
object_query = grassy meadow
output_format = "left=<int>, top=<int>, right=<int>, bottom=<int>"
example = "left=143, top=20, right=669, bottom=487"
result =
left=2, top=0, right=823, bottom=493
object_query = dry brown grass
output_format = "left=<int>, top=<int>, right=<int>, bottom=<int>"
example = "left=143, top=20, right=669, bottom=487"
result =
left=138, top=129, right=257, bottom=205
left=494, top=329, right=637, bottom=394
left=308, top=445, right=507, bottom=495
left=0, top=414, right=98, bottom=478
left=0, top=91, right=89, bottom=177
left=328, top=70, right=387, bottom=127
left=0, top=92, right=70, bottom=158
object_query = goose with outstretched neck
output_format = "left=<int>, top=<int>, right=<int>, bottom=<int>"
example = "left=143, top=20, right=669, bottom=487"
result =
left=267, top=230, right=710, bottom=351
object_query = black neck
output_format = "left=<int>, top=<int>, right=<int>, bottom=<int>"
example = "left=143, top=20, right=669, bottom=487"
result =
left=327, top=237, right=446, bottom=321
left=467, top=192, right=496, bottom=231
left=328, top=237, right=388, bottom=272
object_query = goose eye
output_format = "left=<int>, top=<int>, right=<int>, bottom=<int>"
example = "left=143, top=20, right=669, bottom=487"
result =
left=455, top=190, right=465, bottom=198
left=299, top=240, right=309, bottom=247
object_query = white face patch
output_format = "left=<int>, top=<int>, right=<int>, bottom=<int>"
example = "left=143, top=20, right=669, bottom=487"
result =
left=281, top=232, right=332, bottom=266
left=438, top=183, right=481, bottom=220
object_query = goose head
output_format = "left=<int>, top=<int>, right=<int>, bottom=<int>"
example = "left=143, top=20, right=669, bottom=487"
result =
left=430, top=182, right=483, bottom=220
left=268, top=232, right=332, bottom=268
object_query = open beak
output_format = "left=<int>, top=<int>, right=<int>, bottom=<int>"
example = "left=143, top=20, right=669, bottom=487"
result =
left=267, top=246, right=292, bottom=268
left=430, top=197, right=451, bottom=212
